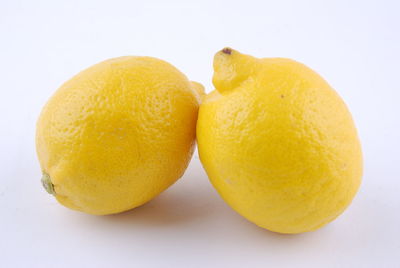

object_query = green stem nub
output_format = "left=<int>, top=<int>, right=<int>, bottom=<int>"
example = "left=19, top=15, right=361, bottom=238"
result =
left=41, top=173, right=55, bottom=195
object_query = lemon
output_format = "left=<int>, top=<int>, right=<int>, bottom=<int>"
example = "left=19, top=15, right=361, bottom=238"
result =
left=36, top=56, right=203, bottom=215
left=197, top=48, right=363, bottom=234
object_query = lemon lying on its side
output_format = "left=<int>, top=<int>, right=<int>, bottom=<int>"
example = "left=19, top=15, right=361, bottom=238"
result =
left=197, top=48, right=363, bottom=234
left=36, top=56, right=203, bottom=215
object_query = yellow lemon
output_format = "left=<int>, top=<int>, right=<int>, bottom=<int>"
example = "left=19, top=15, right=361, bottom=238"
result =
left=36, top=56, right=203, bottom=215
left=197, top=48, right=362, bottom=234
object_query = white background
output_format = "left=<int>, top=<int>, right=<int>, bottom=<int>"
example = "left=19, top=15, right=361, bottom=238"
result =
left=1, top=0, right=399, bottom=267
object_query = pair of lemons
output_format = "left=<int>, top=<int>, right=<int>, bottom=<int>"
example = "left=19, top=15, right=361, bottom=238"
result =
left=36, top=48, right=362, bottom=234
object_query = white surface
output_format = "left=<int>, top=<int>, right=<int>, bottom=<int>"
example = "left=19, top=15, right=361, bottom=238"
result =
left=1, top=0, right=399, bottom=267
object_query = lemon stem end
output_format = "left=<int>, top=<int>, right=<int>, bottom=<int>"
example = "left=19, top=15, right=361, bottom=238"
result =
left=221, top=47, right=232, bottom=55
left=41, top=173, right=55, bottom=195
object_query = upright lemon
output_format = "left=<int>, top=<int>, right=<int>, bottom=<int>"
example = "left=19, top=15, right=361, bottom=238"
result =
left=36, top=56, right=203, bottom=215
left=197, top=48, right=362, bottom=234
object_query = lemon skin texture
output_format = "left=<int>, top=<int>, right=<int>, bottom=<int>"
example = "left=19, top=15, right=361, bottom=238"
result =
left=36, top=56, right=203, bottom=215
left=197, top=48, right=363, bottom=234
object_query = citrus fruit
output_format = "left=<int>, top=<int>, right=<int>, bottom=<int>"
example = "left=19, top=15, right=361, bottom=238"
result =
left=36, top=56, right=203, bottom=215
left=197, top=48, right=362, bottom=233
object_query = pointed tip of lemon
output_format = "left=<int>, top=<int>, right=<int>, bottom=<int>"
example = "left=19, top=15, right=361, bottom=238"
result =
left=213, top=47, right=258, bottom=93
